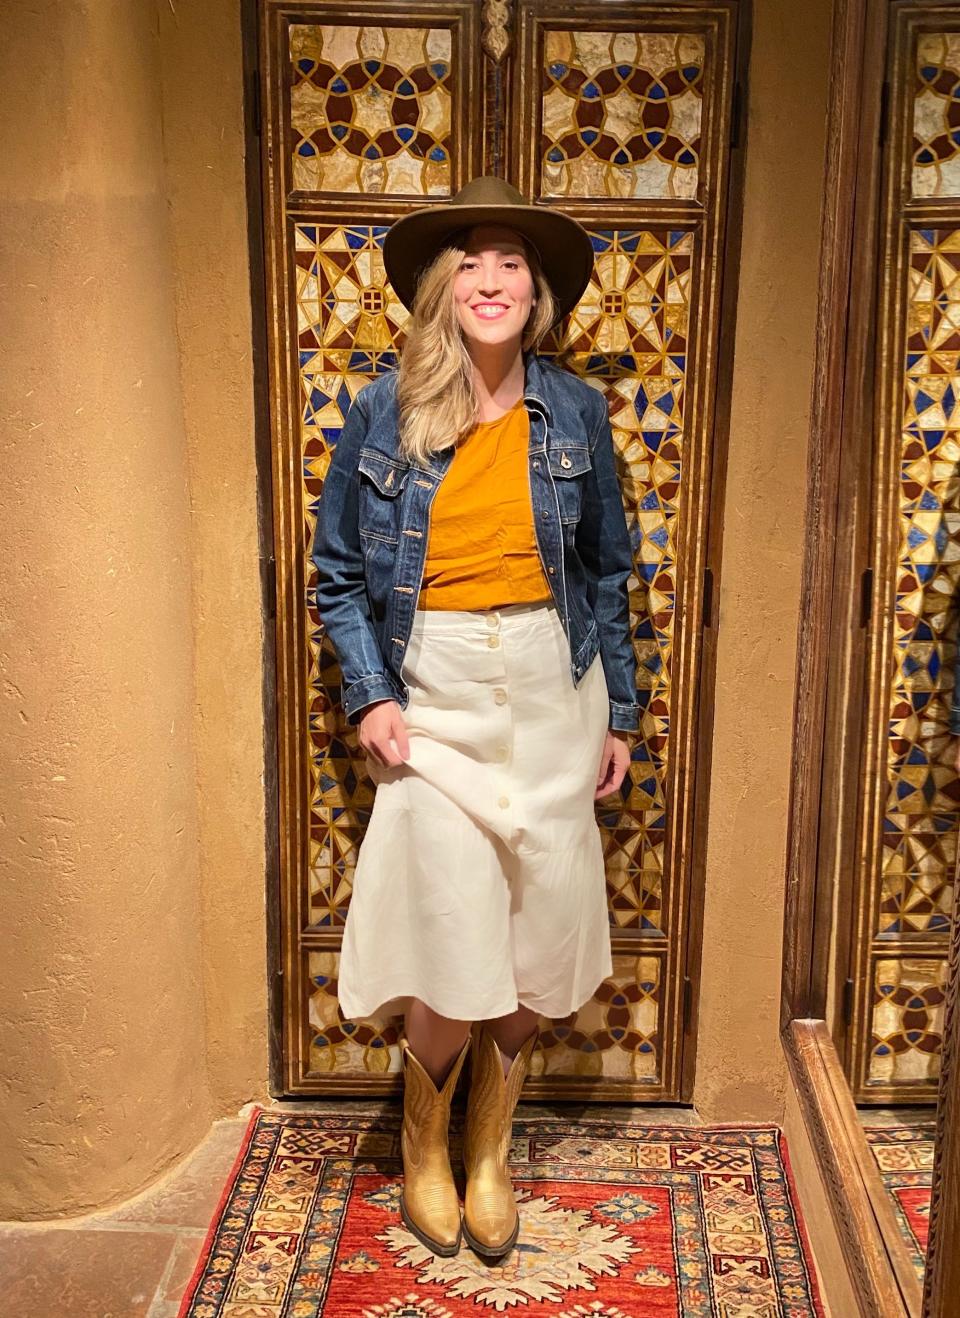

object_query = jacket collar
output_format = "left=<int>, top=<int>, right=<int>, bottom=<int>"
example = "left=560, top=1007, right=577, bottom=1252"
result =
left=521, top=349, right=552, bottom=425
left=417, top=348, right=552, bottom=474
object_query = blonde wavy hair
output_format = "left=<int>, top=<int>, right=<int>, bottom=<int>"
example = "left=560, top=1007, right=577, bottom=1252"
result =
left=394, top=228, right=558, bottom=465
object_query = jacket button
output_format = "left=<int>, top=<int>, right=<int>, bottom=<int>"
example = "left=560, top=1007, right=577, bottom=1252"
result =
left=548, top=566, right=555, bottom=574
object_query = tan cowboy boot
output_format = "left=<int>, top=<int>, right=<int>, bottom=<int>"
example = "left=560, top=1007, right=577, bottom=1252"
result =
left=398, top=1033, right=471, bottom=1256
left=462, top=1021, right=538, bottom=1257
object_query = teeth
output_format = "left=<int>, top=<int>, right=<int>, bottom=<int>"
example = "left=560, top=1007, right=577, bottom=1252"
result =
left=474, top=306, right=507, bottom=317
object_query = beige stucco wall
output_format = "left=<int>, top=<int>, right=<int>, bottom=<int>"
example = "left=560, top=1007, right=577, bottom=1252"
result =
left=0, top=0, right=213, bottom=1217
left=1, top=0, right=839, bottom=1275
left=694, top=0, right=832, bottom=1121
left=156, top=0, right=268, bottom=1117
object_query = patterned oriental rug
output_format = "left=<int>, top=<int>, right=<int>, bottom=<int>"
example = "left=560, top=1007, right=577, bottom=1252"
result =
left=863, top=1123, right=936, bottom=1286
left=178, top=1105, right=825, bottom=1317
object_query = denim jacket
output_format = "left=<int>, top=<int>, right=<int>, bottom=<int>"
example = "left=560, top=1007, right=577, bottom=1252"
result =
left=310, top=349, right=642, bottom=734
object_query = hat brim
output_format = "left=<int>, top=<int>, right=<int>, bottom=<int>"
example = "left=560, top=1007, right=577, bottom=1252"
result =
left=382, top=202, right=594, bottom=326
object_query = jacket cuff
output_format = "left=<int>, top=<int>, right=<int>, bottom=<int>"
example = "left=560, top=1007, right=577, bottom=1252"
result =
left=343, top=673, right=398, bottom=725
left=608, top=699, right=642, bottom=734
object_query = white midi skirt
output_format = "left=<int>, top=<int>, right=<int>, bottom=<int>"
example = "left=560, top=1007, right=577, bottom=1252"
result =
left=337, top=597, right=614, bottom=1022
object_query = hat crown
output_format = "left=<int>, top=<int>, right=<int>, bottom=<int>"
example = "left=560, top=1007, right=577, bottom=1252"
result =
left=449, top=175, right=525, bottom=208
left=382, top=172, right=594, bottom=324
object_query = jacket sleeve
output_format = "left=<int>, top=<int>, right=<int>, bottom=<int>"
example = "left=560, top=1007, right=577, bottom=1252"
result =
left=576, top=394, right=643, bottom=734
left=310, top=385, right=397, bottom=725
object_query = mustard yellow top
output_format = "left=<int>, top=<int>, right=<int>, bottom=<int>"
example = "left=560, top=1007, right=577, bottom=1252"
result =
left=418, top=397, right=553, bottom=610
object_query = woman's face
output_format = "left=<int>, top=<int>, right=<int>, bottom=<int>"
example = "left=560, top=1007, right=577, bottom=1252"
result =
left=452, top=224, right=536, bottom=350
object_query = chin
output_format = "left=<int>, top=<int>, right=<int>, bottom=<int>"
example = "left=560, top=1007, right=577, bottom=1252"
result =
left=461, top=320, right=522, bottom=345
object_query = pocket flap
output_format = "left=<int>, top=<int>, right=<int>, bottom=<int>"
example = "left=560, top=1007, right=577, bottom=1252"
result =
left=547, top=444, right=592, bottom=478
left=357, top=449, right=409, bottom=496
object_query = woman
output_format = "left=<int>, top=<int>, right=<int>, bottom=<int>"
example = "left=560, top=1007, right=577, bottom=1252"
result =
left=311, top=176, right=640, bottom=1260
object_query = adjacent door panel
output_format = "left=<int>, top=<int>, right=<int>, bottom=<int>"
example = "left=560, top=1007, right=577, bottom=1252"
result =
left=842, top=5, right=960, bottom=1103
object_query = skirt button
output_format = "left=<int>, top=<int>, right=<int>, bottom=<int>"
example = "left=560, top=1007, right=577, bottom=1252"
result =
left=494, top=689, right=507, bottom=704
left=487, top=635, right=500, bottom=648
left=498, top=795, right=510, bottom=808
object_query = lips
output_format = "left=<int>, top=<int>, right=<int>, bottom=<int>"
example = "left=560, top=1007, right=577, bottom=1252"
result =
left=472, top=304, right=509, bottom=318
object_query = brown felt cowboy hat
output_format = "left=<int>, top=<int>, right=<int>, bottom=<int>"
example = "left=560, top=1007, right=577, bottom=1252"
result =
left=382, top=175, right=594, bottom=326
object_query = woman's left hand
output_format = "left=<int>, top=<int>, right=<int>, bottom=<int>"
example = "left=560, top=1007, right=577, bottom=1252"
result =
left=595, top=730, right=632, bottom=799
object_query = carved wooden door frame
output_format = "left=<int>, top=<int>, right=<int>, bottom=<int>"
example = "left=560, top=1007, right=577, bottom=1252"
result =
left=780, top=0, right=959, bottom=1311
left=243, top=0, right=748, bottom=1102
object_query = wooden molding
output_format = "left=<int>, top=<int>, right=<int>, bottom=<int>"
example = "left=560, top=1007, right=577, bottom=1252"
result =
left=784, top=1021, right=919, bottom=1317
left=782, top=0, right=957, bottom=1312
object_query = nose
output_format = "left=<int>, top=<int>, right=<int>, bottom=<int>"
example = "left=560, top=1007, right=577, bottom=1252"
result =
left=477, top=256, right=505, bottom=295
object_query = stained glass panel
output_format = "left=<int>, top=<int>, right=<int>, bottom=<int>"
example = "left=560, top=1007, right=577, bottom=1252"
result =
left=880, top=228, right=960, bottom=938
left=306, top=949, right=661, bottom=1083
left=290, top=24, right=453, bottom=195
left=868, top=956, right=946, bottom=1085
left=912, top=33, right=960, bottom=198
left=539, top=31, right=704, bottom=199
left=300, top=225, right=692, bottom=941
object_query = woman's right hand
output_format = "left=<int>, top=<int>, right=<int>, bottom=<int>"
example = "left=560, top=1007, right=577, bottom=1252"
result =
left=359, top=699, right=411, bottom=768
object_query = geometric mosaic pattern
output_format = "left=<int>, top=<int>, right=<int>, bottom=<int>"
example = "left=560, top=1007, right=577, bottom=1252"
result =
left=179, top=1112, right=825, bottom=1317
left=913, top=32, right=960, bottom=198
left=308, top=950, right=401, bottom=1076
left=879, top=228, right=960, bottom=938
left=532, top=953, right=663, bottom=1083
left=868, top=957, right=947, bottom=1085
left=298, top=224, right=403, bottom=932
left=566, top=229, right=693, bottom=939
left=540, top=30, right=704, bottom=199
left=289, top=24, right=453, bottom=195
left=306, top=949, right=663, bottom=1086
left=300, top=225, right=692, bottom=949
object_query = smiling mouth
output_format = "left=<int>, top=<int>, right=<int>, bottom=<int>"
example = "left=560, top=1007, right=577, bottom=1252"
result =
left=472, top=305, right=509, bottom=318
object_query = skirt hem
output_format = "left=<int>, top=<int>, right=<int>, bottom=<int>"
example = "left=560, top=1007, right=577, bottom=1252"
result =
left=337, top=966, right=613, bottom=1025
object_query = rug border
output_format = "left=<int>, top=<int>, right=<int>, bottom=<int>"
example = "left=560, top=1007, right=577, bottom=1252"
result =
left=177, top=1112, right=827, bottom=1316
left=176, top=1104, right=264, bottom=1318
left=778, top=1126, right=828, bottom=1317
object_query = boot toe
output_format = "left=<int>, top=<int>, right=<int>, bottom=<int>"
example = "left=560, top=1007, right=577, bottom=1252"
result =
left=464, top=1188, right=519, bottom=1250
left=401, top=1191, right=462, bottom=1252
left=463, top=1207, right=520, bottom=1255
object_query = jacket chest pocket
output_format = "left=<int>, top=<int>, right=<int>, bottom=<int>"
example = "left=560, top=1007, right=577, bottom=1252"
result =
left=357, top=449, right=409, bottom=546
left=548, top=443, right=592, bottom=525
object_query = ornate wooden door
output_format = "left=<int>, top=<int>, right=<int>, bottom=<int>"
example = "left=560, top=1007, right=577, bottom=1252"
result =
left=838, top=4, right=960, bottom=1103
left=258, top=0, right=743, bottom=1097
